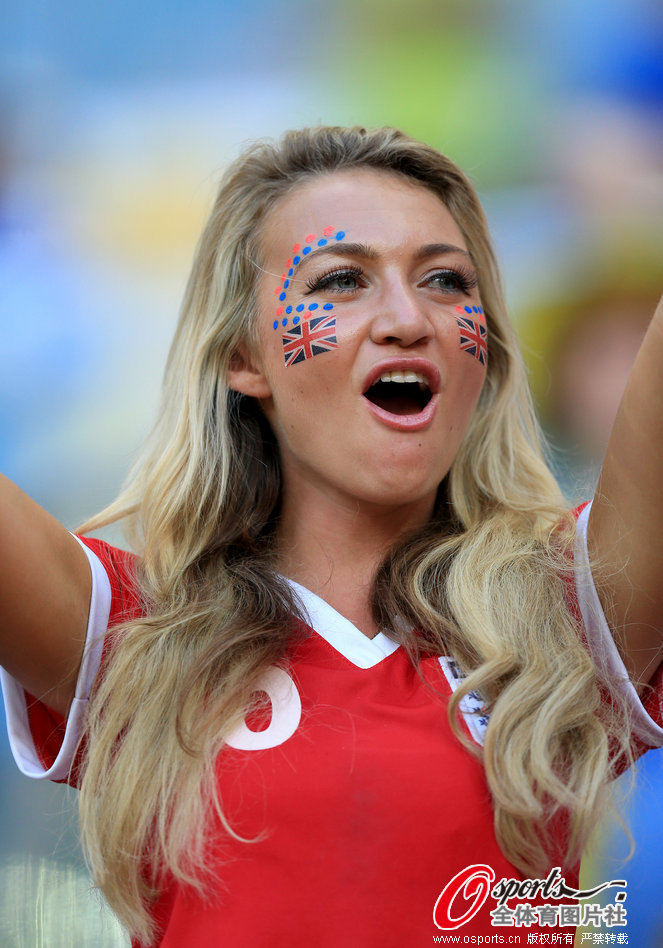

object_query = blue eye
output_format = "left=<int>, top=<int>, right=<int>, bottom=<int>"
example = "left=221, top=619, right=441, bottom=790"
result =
left=327, top=273, right=358, bottom=290
left=426, top=267, right=477, bottom=295
left=305, top=266, right=364, bottom=294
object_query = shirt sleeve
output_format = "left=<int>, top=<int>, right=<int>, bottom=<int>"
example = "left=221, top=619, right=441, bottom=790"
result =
left=0, top=536, right=111, bottom=780
left=574, top=501, right=663, bottom=748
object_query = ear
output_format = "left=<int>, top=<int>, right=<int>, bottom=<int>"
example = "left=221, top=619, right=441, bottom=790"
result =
left=227, top=344, right=273, bottom=399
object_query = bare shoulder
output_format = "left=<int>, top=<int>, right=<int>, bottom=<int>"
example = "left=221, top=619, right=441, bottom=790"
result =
left=0, top=474, right=92, bottom=716
left=588, top=296, right=663, bottom=688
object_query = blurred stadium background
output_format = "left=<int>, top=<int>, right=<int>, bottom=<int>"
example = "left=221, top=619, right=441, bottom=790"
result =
left=2, top=0, right=662, bottom=944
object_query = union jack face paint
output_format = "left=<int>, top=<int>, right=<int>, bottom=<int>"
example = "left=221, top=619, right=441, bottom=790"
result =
left=456, top=315, right=487, bottom=366
left=282, top=314, right=338, bottom=367
left=271, top=225, right=348, bottom=368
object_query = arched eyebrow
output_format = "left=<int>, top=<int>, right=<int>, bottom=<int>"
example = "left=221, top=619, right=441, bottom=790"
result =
left=291, top=241, right=474, bottom=273
left=413, top=243, right=476, bottom=265
left=291, top=242, right=377, bottom=273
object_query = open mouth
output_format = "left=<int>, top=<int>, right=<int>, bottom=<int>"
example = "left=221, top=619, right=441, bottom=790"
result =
left=363, top=371, right=433, bottom=417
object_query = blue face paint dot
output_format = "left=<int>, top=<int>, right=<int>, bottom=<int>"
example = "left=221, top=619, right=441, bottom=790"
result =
left=478, top=306, right=483, bottom=314
left=293, top=255, right=301, bottom=265
left=472, top=306, right=478, bottom=313
left=282, top=318, right=288, bottom=327
left=284, top=279, right=289, bottom=289
left=293, top=316, right=300, bottom=325
left=296, top=303, right=305, bottom=312
left=317, top=238, right=327, bottom=247
left=285, top=305, right=292, bottom=314
left=464, top=306, right=472, bottom=313
left=279, top=292, right=286, bottom=301
left=309, top=303, right=318, bottom=310
left=288, top=268, right=294, bottom=277
left=272, top=320, right=278, bottom=330
left=323, top=303, right=334, bottom=311
left=335, top=231, right=345, bottom=240
left=302, top=246, right=311, bottom=255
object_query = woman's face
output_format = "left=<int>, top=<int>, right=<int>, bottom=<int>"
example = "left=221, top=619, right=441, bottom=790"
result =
left=231, top=168, right=487, bottom=521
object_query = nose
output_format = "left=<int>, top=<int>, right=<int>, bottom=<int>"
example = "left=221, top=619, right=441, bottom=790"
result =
left=369, top=278, right=433, bottom=348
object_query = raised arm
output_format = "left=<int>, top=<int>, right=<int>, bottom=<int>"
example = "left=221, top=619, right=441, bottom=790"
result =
left=0, top=474, right=91, bottom=716
left=588, top=294, right=663, bottom=688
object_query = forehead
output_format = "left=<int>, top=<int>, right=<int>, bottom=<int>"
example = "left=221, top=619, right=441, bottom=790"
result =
left=260, top=168, right=467, bottom=262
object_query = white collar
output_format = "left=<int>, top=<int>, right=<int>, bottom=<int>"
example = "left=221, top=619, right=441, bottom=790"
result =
left=286, top=578, right=401, bottom=669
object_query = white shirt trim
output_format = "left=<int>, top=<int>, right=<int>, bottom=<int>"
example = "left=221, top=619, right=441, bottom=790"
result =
left=0, top=537, right=111, bottom=780
left=575, top=502, right=663, bottom=746
left=287, top=579, right=401, bottom=669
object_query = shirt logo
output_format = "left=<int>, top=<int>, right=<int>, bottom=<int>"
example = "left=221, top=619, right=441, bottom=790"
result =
left=438, top=657, right=489, bottom=746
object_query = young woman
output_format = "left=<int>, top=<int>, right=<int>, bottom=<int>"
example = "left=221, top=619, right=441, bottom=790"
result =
left=1, top=126, right=662, bottom=946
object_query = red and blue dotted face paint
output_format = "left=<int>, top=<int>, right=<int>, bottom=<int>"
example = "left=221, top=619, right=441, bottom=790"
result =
left=455, top=305, right=487, bottom=367
left=272, top=226, right=347, bottom=367
left=455, top=304, right=484, bottom=322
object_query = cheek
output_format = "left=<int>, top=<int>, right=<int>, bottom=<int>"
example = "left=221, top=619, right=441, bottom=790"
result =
left=437, top=307, right=487, bottom=430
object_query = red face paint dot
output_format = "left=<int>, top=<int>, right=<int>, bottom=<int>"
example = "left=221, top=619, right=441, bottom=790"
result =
left=305, top=234, right=316, bottom=243
left=281, top=273, right=286, bottom=281
left=292, top=244, right=301, bottom=254
left=323, top=226, right=334, bottom=237
left=455, top=306, right=464, bottom=314
left=286, top=259, right=292, bottom=268
left=276, top=306, right=284, bottom=317
left=274, top=287, right=280, bottom=295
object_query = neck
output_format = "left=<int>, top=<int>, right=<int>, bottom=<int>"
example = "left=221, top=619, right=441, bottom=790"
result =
left=276, top=488, right=434, bottom=639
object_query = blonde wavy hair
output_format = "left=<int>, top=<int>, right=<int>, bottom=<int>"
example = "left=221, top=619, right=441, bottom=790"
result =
left=78, top=126, right=631, bottom=943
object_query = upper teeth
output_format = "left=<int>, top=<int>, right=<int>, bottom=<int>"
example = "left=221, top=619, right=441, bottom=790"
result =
left=379, top=371, right=428, bottom=389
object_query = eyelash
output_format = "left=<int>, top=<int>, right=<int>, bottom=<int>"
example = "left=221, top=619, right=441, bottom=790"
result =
left=305, top=266, right=365, bottom=294
left=303, top=263, right=478, bottom=296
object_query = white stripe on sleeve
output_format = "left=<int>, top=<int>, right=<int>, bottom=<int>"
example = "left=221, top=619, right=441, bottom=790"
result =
left=0, top=537, right=111, bottom=780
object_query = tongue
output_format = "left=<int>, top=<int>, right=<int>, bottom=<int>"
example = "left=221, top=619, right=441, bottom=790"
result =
left=370, top=391, right=423, bottom=416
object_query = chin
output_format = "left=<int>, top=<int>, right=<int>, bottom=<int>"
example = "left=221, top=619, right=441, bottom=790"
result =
left=352, top=475, right=442, bottom=513
left=357, top=452, right=449, bottom=502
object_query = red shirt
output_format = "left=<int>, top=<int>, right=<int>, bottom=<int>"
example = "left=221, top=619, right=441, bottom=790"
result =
left=9, top=524, right=663, bottom=946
